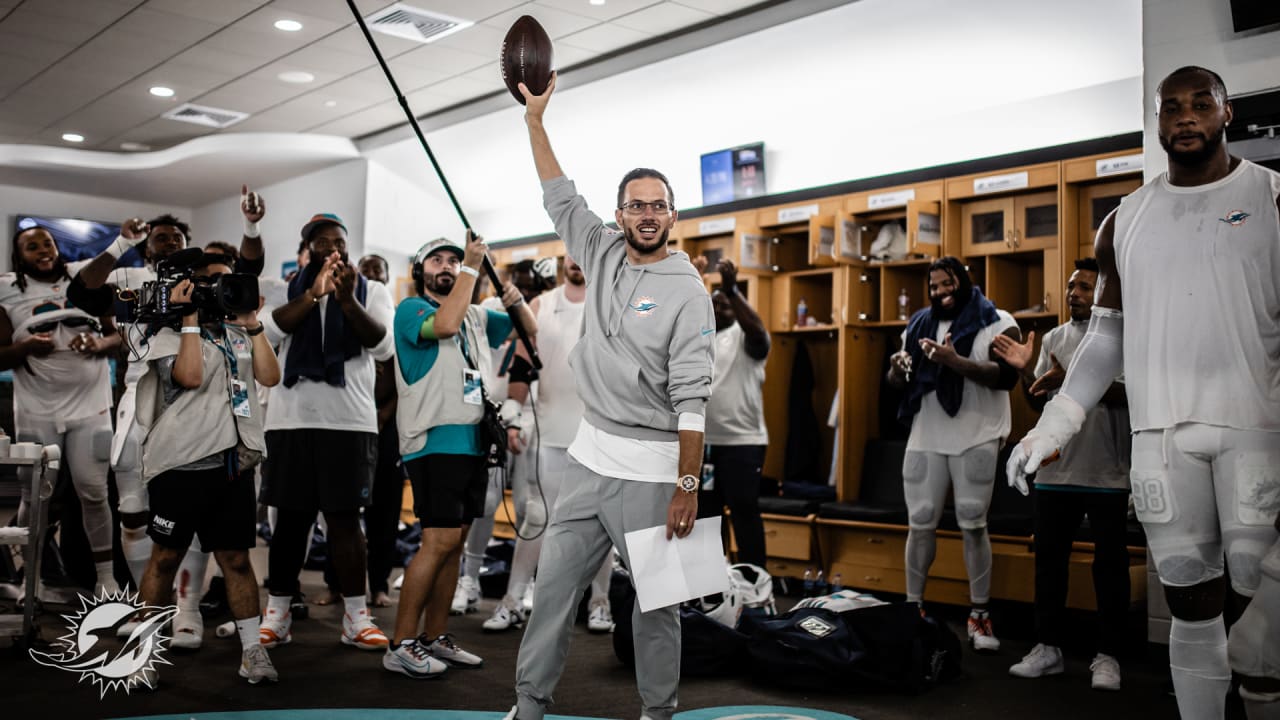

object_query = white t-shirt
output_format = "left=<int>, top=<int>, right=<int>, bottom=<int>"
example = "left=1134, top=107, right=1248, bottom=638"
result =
left=262, top=280, right=395, bottom=434
left=705, top=322, right=768, bottom=446
left=0, top=259, right=111, bottom=423
left=533, top=285, right=586, bottom=448
left=568, top=418, right=678, bottom=484
left=1034, top=320, right=1130, bottom=489
left=902, top=309, right=1017, bottom=455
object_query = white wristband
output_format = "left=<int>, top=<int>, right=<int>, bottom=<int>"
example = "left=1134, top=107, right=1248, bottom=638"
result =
left=458, top=265, right=479, bottom=278
left=499, top=398, right=523, bottom=424
left=180, top=327, right=201, bottom=335
left=106, top=234, right=134, bottom=259
left=243, top=219, right=260, bottom=239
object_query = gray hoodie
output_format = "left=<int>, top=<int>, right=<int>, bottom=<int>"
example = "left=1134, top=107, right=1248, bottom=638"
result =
left=543, top=176, right=714, bottom=442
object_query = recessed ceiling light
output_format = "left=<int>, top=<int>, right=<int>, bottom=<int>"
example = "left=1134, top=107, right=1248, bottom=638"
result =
left=61, top=133, right=84, bottom=143
left=277, top=71, right=315, bottom=84
left=590, top=0, right=606, bottom=5
left=274, top=19, right=302, bottom=31
left=324, top=100, right=338, bottom=107
left=149, top=86, right=175, bottom=97
left=120, top=142, right=151, bottom=151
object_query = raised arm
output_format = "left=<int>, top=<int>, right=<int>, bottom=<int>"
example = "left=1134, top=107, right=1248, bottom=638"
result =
left=718, top=259, right=769, bottom=360
left=238, top=185, right=265, bottom=271
left=520, top=73, right=564, bottom=183
left=76, top=218, right=149, bottom=289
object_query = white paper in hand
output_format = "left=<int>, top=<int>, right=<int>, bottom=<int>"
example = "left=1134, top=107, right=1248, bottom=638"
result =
left=623, top=516, right=729, bottom=613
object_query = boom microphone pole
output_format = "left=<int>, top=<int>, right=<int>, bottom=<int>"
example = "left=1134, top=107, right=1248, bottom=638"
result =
left=346, top=0, right=541, bottom=370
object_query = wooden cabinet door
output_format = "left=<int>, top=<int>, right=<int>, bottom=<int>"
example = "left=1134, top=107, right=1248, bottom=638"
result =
left=906, top=200, right=942, bottom=258
left=1013, top=190, right=1058, bottom=251
left=808, top=214, right=838, bottom=266
left=960, top=197, right=1013, bottom=256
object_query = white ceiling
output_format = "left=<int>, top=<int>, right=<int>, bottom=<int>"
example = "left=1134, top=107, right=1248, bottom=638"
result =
left=0, top=0, right=768, bottom=151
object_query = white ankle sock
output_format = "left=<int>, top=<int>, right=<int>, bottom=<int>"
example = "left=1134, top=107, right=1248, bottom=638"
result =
left=266, top=594, right=291, bottom=616
left=95, top=561, right=118, bottom=593
left=236, top=617, right=261, bottom=650
left=1169, top=615, right=1230, bottom=719
left=343, top=595, right=368, bottom=618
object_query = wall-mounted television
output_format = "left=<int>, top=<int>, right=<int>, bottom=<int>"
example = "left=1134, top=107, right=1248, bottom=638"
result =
left=701, top=142, right=766, bottom=206
left=1229, top=0, right=1280, bottom=32
left=13, top=214, right=144, bottom=268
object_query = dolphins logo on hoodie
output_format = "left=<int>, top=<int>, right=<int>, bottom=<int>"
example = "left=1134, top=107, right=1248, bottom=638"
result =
left=629, top=296, right=658, bottom=317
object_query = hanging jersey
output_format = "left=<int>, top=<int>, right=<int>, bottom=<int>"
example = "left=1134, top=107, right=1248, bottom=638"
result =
left=1034, top=320, right=1130, bottom=490
left=1113, top=159, right=1280, bottom=432
left=705, top=321, right=768, bottom=446
left=0, top=259, right=111, bottom=423
left=534, top=285, right=586, bottom=448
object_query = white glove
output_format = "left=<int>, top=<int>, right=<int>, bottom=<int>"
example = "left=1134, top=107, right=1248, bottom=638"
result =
left=1005, top=393, right=1086, bottom=496
left=499, top=398, right=523, bottom=426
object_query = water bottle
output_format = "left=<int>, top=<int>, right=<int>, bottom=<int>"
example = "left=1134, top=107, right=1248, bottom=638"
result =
left=897, top=288, right=911, bottom=321
left=796, top=298, right=808, bottom=327
left=815, top=569, right=828, bottom=597
left=802, top=568, right=815, bottom=597
left=831, top=572, right=844, bottom=593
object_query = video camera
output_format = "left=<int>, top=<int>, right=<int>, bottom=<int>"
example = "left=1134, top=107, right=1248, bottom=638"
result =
left=119, top=247, right=259, bottom=331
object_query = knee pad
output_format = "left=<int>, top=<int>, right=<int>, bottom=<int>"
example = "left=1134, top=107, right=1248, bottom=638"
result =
left=955, top=500, right=989, bottom=530
left=909, top=503, right=938, bottom=529
left=1228, top=544, right=1280, bottom=682
left=91, top=427, right=114, bottom=462
left=1154, top=543, right=1225, bottom=588
left=116, top=470, right=148, bottom=515
left=1227, top=538, right=1271, bottom=596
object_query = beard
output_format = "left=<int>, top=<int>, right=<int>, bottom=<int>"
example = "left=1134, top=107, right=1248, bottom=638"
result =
left=20, top=260, right=65, bottom=282
left=566, top=271, right=585, bottom=286
left=425, top=272, right=455, bottom=296
left=623, top=225, right=669, bottom=255
left=1159, top=125, right=1226, bottom=167
left=930, top=291, right=965, bottom=320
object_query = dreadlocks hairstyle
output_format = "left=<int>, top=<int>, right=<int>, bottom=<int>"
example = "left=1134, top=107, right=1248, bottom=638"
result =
left=10, top=225, right=68, bottom=292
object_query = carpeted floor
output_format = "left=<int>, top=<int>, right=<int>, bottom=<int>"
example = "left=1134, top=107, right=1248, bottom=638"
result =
left=0, top=541, right=1195, bottom=720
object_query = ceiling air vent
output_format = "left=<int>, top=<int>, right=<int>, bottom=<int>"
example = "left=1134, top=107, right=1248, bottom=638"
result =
left=364, top=3, right=473, bottom=44
left=162, top=103, right=249, bottom=129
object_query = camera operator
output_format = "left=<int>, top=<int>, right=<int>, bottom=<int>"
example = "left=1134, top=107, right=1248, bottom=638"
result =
left=69, top=189, right=268, bottom=614
left=131, top=252, right=280, bottom=688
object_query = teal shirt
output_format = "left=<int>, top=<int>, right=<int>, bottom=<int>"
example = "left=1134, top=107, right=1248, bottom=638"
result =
left=394, top=296, right=513, bottom=460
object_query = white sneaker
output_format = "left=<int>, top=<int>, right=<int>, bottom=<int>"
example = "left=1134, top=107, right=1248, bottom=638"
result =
left=451, top=576, right=480, bottom=615
left=239, top=643, right=279, bottom=684
left=340, top=608, right=389, bottom=650
left=423, top=633, right=483, bottom=668
left=383, top=638, right=447, bottom=678
left=259, top=608, right=291, bottom=648
left=587, top=598, right=614, bottom=634
left=1009, top=643, right=1064, bottom=677
left=1090, top=653, right=1121, bottom=691
left=483, top=597, right=527, bottom=632
left=521, top=581, right=535, bottom=613
left=170, top=609, right=204, bottom=650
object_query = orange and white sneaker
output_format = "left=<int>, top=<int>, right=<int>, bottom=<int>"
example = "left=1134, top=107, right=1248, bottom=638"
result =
left=259, top=608, right=292, bottom=648
left=967, top=611, right=1000, bottom=653
left=341, top=608, right=389, bottom=650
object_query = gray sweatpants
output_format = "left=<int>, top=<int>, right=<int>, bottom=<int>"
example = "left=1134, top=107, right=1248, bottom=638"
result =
left=514, top=456, right=680, bottom=720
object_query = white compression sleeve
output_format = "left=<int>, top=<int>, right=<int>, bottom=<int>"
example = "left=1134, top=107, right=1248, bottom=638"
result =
left=1057, top=305, right=1124, bottom=413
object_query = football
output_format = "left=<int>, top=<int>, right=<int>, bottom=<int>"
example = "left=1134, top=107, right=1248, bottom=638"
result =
left=501, top=15, right=554, bottom=105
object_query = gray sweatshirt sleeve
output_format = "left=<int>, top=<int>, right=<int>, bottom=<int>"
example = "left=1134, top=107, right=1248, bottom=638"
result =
left=667, top=291, right=716, bottom=416
left=542, top=176, right=612, bottom=278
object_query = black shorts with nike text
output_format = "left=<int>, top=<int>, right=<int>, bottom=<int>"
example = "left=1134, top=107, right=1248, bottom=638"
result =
left=147, top=465, right=256, bottom=552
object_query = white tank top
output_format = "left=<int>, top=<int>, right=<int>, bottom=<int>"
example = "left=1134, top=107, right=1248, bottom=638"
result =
left=0, top=259, right=112, bottom=424
left=1113, top=159, right=1280, bottom=432
left=534, top=285, right=586, bottom=448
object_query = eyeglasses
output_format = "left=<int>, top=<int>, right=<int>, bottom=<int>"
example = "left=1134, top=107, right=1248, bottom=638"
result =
left=618, top=200, right=672, bottom=215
